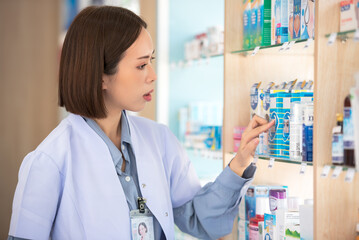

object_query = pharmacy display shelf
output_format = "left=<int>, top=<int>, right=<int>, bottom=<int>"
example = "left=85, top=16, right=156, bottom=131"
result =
left=230, top=38, right=314, bottom=56
left=224, top=1, right=359, bottom=239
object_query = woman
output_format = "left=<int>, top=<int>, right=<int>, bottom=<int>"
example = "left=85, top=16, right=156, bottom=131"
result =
left=138, top=222, right=148, bottom=240
left=8, top=6, right=274, bottom=240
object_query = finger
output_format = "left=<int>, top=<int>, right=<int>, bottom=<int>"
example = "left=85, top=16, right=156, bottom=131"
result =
left=245, top=137, right=260, bottom=155
left=248, top=115, right=269, bottom=130
left=242, top=121, right=275, bottom=145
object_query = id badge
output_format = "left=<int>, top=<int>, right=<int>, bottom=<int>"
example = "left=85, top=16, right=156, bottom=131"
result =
left=130, top=209, right=155, bottom=240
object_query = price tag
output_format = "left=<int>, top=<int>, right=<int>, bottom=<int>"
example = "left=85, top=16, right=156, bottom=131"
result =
left=304, top=38, right=313, bottom=48
left=344, top=168, right=356, bottom=182
left=354, top=29, right=359, bottom=42
left=331, top=166, right=343, bottom=179
left=327, top=33, right=337, bottom=45
left=268, top=157, right=275, bottom=168
left=299, top=162, right=307, bottom=174
left=320, top=165, right=331, bottom=178
left=251, top=46, right=260, bottom=56
left=253, top=156, right=259, bottom=164
left=279, top=42, right=289, bottom=51
left=285, top=41, right=296, bottom=50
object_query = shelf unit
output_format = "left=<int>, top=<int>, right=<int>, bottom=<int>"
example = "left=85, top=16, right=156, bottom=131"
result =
left=223, top=0, right=359, bottom=239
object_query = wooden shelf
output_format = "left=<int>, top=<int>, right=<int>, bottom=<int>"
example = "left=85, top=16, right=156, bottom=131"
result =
left=223, top=0, right=359, bottom=239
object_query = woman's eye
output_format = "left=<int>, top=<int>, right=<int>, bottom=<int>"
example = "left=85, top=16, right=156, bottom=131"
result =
left=137, top=64, right=147, bottom=70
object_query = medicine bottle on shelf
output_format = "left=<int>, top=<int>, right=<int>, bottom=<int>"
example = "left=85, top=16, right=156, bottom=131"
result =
left=332, top=113, right=344, bottom=165
left=343, top=94, right=355, bottom=167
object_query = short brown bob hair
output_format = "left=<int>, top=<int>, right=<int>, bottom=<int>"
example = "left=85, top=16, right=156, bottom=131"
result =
left=59, top=6, right=147, bottom=118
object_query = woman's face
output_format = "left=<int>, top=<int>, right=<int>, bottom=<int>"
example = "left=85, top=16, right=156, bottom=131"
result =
left=139, top=224, right=147, bottom=236
left=102, top=28, right=156, bottom=114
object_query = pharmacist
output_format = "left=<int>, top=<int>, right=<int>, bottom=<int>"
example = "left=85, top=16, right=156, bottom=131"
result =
left=8, top=6, right=274, bottom=240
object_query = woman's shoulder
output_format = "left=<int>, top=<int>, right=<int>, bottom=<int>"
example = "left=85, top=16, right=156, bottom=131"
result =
left=36, top=115, right=74, bottom=153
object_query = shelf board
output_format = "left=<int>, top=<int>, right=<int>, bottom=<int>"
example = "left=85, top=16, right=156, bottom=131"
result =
left=172, top=53, right=223, bottom=69
left=228, top=152, right=313, bottom=166
left=325, top=29, right=358, bottom=38
left=230, top=39, right=313, bottom=55
left=256, top=155, right=313, bottom=166
left=330, top=165, right=356, bottom=171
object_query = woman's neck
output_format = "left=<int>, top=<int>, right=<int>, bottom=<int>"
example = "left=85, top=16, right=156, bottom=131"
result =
left=94, top=110, right=122, bottom=148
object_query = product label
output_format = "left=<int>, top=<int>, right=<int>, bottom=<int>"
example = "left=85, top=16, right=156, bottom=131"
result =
left=290, top=122, right=302, bottom=159
left=332, top=134, right=344, bottom=164
left=283, top=112, right=290, bottom=142
left=249, top=224, right=259, bottom=240
left=243, top=0, right=251, bottom=49
left=250, top=93, right=259, bottom=111
left=293, top=0, right=301, bottom=39
left=269, top=196, right=278, bottom=212
left=343, top=107, right=355, bottom=149
left=264, top=91, right=271, bottom=110
left=269, top=112, right=279, bottom=141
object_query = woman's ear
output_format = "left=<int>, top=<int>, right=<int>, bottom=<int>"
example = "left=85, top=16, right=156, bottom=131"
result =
left=102, top=74, right=110, bottom=90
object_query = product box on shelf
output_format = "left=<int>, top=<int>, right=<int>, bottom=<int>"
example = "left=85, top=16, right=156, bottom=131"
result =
left=293, top=0, right=301, bottom=40
left=250, top=82, right=263, bottom=119
left=271, top=0, right=276, bottom=44
left=245, top=185, right=270, bottom=221
left=238, top=200, right=246, bottom=240
left=300, top=0, right=315, bottom=40
left=258, top=0, right=272, bottom=46
left=257, top=82, right=277, bottom=157
left=302, top=103, right=313, bottom=162
left=300, top=80, right=314, bottom=103
left=274, top=0, right=289, bottom=44
left=264, top=213, right=277, bottom=240
left=288, top=0, right=294, bottom=42
left=340, top=0, right=358, bottom=32
left=269, top=82, right=289, bottom=159
left=251, top=0, right=260, bottom=48
left=282, top=80, right=297, bottom=159
left=276, top=209, right=301, bottom=239
left=243, top=0, right=252, bottom=49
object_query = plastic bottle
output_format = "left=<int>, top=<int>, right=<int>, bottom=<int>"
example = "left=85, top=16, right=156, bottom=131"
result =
left=269, top=188, right=287, bottom=213
left=299, top=199, right=314, bottom=240
left=332, top=113, right=344, bottom=165
left=344, top=94, right=355, bottom=167
left=249, top=197, right=270, bottom=240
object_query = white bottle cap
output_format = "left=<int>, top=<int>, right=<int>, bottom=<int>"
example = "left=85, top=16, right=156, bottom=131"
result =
left=256, top=197, right=270, bottom=216
left=332, top=126, right=342, bottom=134
left=287, top=197, right=302, bottom=211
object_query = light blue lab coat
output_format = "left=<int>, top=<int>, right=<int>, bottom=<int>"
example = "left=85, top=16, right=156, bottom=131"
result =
left=9, top=113, right=202, bottom=240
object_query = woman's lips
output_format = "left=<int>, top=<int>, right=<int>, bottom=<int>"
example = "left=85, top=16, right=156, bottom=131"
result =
left=143, top=90, right=153, bottom=102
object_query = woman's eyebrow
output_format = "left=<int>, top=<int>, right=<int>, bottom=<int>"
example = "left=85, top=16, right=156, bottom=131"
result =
left=137, top=49, right=155, bottom=59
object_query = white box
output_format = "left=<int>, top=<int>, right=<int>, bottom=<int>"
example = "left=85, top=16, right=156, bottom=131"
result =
left=276, top=209, right=300, bottom=240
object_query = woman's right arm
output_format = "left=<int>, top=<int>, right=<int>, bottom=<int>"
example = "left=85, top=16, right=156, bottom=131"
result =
left=8, top=151, right=62, bottom=240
